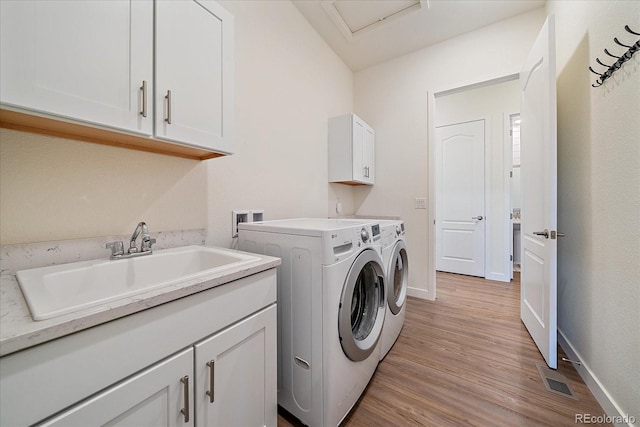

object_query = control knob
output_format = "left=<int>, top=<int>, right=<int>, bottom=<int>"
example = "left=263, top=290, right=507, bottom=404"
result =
left=360, top=228, right=370, bottom=243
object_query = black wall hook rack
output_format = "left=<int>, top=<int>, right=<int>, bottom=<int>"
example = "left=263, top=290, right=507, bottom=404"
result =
left=589, top=25, right=640, bottom=87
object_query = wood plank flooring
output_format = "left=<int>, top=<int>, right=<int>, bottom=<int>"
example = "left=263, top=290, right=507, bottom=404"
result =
left=278, top=272, right=609, bottom=426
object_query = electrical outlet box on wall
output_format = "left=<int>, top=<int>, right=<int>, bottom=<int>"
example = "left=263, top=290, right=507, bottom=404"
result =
left=232, top=210, right=249, bottom=238
left=250, top=210, right=264, bottom=222
left=232, top=209, right=264, bottom=237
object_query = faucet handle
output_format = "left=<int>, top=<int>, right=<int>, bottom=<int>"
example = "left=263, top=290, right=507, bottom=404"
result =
left=141, top=237, right=156, bottom=252
left=106, top=241, right=124, bottom=257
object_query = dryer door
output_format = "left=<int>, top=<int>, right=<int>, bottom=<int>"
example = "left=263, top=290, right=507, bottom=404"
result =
left=387, top=240, right=409, bottom=315
left=338, top=249, right=386, bottom=362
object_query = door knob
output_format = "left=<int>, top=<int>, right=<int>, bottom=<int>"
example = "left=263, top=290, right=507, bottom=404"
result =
left=472, top=216, right=483, bottom=220
left=533, top=229, right=549, bottom=238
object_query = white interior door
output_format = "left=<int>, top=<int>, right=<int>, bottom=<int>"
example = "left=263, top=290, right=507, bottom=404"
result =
left=436, top=120, right=486, bottom=277
left=520, top=16, right=558, bottom=369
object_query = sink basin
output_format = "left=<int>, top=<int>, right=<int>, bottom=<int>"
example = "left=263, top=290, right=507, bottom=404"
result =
left=16, top=245, right=260, bottom=321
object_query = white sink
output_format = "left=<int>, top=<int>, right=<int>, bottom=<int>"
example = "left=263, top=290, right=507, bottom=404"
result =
left=16, top=245, right=260, bottom=321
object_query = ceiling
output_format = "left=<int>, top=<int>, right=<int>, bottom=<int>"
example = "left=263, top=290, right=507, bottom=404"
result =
left=293, top=0, right=546, bottom=71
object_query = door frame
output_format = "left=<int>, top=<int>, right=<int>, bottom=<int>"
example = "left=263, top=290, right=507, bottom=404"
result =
left=506, top=111, right=520, bottom=280
left=427, top=72, right=519, bottom=299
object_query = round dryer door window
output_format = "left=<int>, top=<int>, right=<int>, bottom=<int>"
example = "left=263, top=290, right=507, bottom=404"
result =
left=388, top=240, right=408, bottom=315
left=338, top=249, right=386, bottom=362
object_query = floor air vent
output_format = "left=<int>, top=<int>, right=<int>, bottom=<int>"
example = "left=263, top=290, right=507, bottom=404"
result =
left=536, top=364, right=579, bottom=400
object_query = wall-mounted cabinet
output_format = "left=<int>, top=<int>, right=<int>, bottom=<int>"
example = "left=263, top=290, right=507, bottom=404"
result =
left=0, top=0, right=233, bottom=160
left=328, top=113, right=375, bottom=185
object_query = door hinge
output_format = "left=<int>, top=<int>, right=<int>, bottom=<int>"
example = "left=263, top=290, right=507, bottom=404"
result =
left=510, top=213, right=513, bottom=219
left=510, top=255, right=513, bottom=261
left=510, top=171, right=513, bottom=178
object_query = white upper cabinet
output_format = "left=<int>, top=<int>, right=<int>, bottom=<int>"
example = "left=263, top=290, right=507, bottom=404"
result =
left=0, top=0, right=153, bottom=136
left=155, top=0, right=234, bottom=153
left=328, top=113, right=375, bottom=185
left=0, top=0, right=234, bottom=157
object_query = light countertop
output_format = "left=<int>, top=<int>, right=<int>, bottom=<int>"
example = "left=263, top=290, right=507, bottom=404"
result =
left=0, top=237, right=280, bottom=357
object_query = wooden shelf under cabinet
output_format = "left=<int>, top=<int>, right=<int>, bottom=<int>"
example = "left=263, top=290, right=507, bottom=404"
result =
left=0, top=109, right=223, bottom=161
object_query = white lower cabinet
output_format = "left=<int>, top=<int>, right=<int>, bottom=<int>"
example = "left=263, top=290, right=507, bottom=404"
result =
left=195, top=305, right=277, bottom=426
left=40, top=305, right=276, bottom=427
left=0, top=270, right=277, bottom=427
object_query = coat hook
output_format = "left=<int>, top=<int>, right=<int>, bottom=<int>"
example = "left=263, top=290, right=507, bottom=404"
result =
left=588, top=66, right=603, bottom=76
left=590, top=25, right=639, bottom=88
left=604, top=48, right=620, bottom=59
left=596, top=57, right=613, bottom=68
left=614, top=37, right=632, bottom=48
left=625, top=25, right=640, bottom=36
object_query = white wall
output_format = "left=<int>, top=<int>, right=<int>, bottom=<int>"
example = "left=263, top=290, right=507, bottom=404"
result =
left=353, top=8, right=546, bottom=295
left=435, top=79, right=520, bottom=281
left=0, top=128, right=208, bottom=244
left=206, top=0, right=353, bottom=247
left=207, top=1, right=353, bottom=246
left=0, top=1, right=354, bottom=246
left=548, top=0, right=640, bottom=421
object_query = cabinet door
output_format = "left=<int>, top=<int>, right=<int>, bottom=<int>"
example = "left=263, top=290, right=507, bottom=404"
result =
left=352, top=117, right=366, bottom=182
left=155, top=0, right=234, bottom=153
left=0, top=0, right=153, bottom=135
left=41, top=348, right=194, bottom=427
left=195, top=305, right=277, bottom=427
left=362, top=124, right=375, bottom=184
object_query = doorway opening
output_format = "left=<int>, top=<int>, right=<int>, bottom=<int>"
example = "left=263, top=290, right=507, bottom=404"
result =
left=428, top=74, right=519, bottom=297
left=510, top=113, right=521, bottom=276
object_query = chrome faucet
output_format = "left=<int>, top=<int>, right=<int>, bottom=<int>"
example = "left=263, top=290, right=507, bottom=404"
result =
left=106, top=222, right=156, bottom=260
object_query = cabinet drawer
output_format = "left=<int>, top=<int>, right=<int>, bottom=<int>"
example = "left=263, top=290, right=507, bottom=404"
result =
left=40, top=348, right=194, bottom=427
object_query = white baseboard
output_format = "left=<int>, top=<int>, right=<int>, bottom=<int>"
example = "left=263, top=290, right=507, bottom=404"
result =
left=407, top=286, right=434, bottom=301
left=558, top=329, right=637, bottom=427
left=485, top=272, right=511, bottom=283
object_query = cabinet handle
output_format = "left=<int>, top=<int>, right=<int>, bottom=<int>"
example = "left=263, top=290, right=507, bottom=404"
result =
left=165, top=90, right=172, bottom=124
left=180, top=375, right=190, bottom=423
left=363, top=166, right=369, bottom=178
left=206, top=360, right=215, bottom=403
left=139, top=80, right=147, bottom=117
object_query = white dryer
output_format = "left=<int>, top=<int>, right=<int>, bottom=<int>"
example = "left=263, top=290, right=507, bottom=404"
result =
left=378, top=220, right=409, bottom=360
left=238, top=218, right=385, bottom=427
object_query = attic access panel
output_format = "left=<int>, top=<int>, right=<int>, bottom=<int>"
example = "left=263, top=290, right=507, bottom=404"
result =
left=322, top=0, right=429, bottom=40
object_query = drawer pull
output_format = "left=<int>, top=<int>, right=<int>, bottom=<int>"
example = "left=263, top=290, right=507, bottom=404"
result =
left=180, top=375, right=190, bottom=423
left=139, top=80, right=147, bottom=117
left=165, top=90, right=172, bottom=124
left=206, top=360, right=215, bottom=403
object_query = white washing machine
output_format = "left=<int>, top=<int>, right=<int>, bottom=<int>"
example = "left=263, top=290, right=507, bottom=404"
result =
left=238, top=218, right=385, bottom=427
left=378, top=220, right=408, bottom=360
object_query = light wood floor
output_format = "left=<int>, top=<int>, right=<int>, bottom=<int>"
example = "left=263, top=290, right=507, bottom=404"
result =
left=278, top=272, right=609, bottom=426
